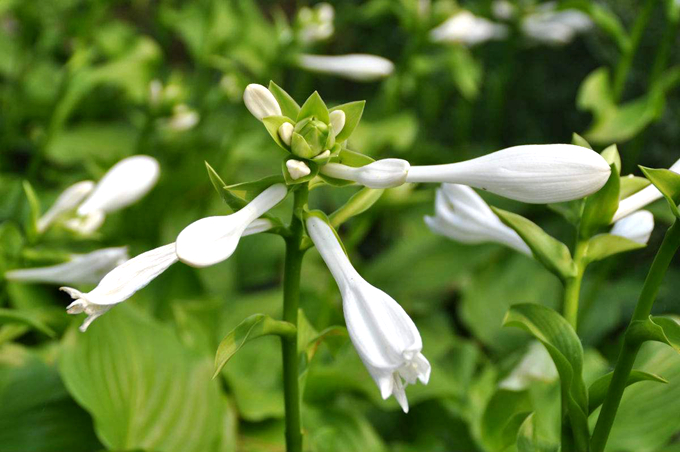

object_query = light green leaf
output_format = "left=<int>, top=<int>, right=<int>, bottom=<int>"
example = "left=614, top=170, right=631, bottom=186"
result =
left=620, top=175, right=651, bottom=199
left=516, top=413, right=559, bottom=452
left=0, top=308, right=55, bottom=337
left=291, top=131, right=316, bottom=159
left=576, top=67, right=614, bottom=113
left=585, top=233, right=645, bottom=263
left=600, top=144, right=621, bottom=174
left=268, top=81, right=300, bottom=119
left=330, top=101, right=365, bottom=142
left=22, top=181, right=40, bottom=241
left=627, top=316, right=680, bottom=354
left=587, top=370, right=667, bottom=414
left=571, top=132, right=593, bottom=149
left=639, top=166, right=680, bottom=217
left=329, top=187, right=384, bottom=228
left=480, top=389, right=532, bottom=452
left=586, top=92, right=665, bottom=144
left=262, top=115, right=295, bottom=152
left=297, top=91, right=330, bottom=123
left=580, top=163, right=620, bottom=239
left=492, top=207, right=577, bottom=282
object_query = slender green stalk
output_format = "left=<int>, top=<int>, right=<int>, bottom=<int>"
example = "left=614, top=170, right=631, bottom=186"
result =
left=590, top=220, right=680, bottom=452
left=563, top=240, right=588, bottom=330
left=281, top=186, right=308, bottom=452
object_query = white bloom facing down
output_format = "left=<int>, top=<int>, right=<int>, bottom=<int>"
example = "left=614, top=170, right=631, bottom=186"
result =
left=321, top=159, right=410, bottom=189
left=405, top=144, right=611, bottom=204
left=499, top=341, right=558, bottom=390
left=610, top=210, right=654, bottom=245
left=286, top=160, right=311, bottom=180
left=430, top=11, right=508, bottom=46
left=297, top=54, right=395, bottom=82
left=243, top=84, right=282, bottom=121
left=425, top=184, right=531, bottom=255
left=176, top=184, right=288, bottom=268
left=36, top=180, right=95, bottom=233
left=522, top=7, right=592, bottom=45
left=5, top=247, right=129, bottom=286
left=77, top=155, right=160, bottom=217
left=306, top=216, right=430, bottom=412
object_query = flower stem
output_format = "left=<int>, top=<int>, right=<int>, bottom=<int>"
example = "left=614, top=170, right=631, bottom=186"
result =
left=590, top=220, right=680, bottom=452
left=563, top=239, right=588, bottom=330
left=281, top=185, right=308, bottom=452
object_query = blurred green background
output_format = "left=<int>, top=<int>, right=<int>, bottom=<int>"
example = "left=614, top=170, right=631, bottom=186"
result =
left=1, top=0, right=680, bottom=451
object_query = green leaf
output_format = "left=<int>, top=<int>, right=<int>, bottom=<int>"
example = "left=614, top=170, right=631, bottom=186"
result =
left=627, top=316, right=680, bottom=354
left=480, top=389, right=532, bottom=452
left=262, top=115, right=295, bottom=152
left=587, top=370, right=667, bottom=414
left=548, top=199, right=584, bottom=226
left=22, top=181, right=40, bottom=240
left=580, top=163, right=620, bottom=238
left=329, top=187, right=384, bottom=228
left=0, top=308, right=55, bottom=337
left=620, top=175, right=651, bottom=199
left=297, top=91, right=330, bottom=124
left=268, top=81, right=300, bottom=119
left=206, top=166, right=285, bottom=216
left=503, top=304, right=589, bottom=451
left=587, top=92, right=665, bottom=144
left=559, top=1, right=630, bottom=51
left=576, top=67, right=614, bottom=113
left=571, top=132, right=593, bottom=149
left=492, top=207, right=577, bottom=282
left=291, top=131, right=316, bottom=159
left=282, top=157, right=319, bottom=185
left=213, top=313, right=295, bottom=378
left=330, top=101, right=366, bottom=142
left=585, top=233, right=645, bottom=263
left=600, top=144, right=621, bottom=174
left=639, top=166, right=680, bottom=217
left=516, top=413, right=559, bottom=452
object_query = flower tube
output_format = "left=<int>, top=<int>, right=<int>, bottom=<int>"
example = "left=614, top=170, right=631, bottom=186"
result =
left=306, top=216, right=430, bottom=412
left=176, top=184, right=287, bottom=268
left=5, top=247, right=129, bottom=285
left=430, top=11, right=508, bottom=46
left=297, top=54, right=395, bottom=82
left=405, top=144, right=611, bottom=203
left=320, top=159, right=410, bottom=189
left=610, top=210, right=654, bottom=245
left=37, top=180, right=95, bottom=233
left=424, top=184, right=531, bottom=255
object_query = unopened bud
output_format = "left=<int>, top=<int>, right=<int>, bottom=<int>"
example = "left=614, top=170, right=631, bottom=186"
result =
left=279, top=122, right=294, bottom=146
left=329, top=110, right=346, bottom=137
left=243, top=84, right=282, bottom=121
left=286, top=160, right=312, bottom=180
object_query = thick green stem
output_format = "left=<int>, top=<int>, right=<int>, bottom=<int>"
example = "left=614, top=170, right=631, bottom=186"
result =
left=590, top=220, right=680, bottom=452
left=563, top=240, right=588, bottom=330
left=281, top=186, right=308, bottom=452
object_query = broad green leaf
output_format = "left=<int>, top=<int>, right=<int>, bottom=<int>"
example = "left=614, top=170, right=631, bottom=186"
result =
left=503, top=304, right=589, bottom=450
left=329, top=187, right=384, bottom=228
left=0, top=308, right=55, bottom=337
left=620, top=175, right=651, bottom=199
left=640, top=166, right=680, bottom=217
left=282, top=157, right=319, bottom=185
left=213, top=313, right=295, bottom=378
left=571, top=132, right=593, bottom=149
left=627, top=316, right=680, bottom=354
left=516, top=413, right=559, bottom=452
left=492, top=207, right=577, bottom=282
left=262, top=115, right=295, bottom=152
left=330, top=100, right=365, bottom=142
left=268, top=81, right=300, bottom=119
left=480, top=389, right=532, bottom=452
left=297, top=91, right=330, bottom=123
left=587, top=370, right=667, bottom=414
left=303, top=405, right=387, bottom=452
left=585, top=233, right=645, bottom=263
left=47, top=123, right=138, bottom=165
left=22, top=181, right=40, bottom=241
left=580, top=163, right=619, bottom=238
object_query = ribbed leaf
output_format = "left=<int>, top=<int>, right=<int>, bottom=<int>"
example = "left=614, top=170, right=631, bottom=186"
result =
left=587, top=370, right=667, bottom=414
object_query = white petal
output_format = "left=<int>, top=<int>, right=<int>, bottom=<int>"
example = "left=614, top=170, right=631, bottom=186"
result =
left=297, top=54, right=394, bottom=82
left=329, top=110, right=346, bottom=137
left=430, top=11, right=508, bottom=46
left=63, top=210, right=106, bottom=235
left=37, top=181, right=95, bottom=233
left=5, top=247, right=129, bottom=285
left=78, top=155, right=160, bottom=216
left=610, top=210, right=654, bottom=245
left=406, top=144, right=611, bottom=204
left=286, top=160, right=311, bottom=180
left=176, top=184, right=287, bottom=268
left=243, top=84, right=282, bottom=120
left=320, top=159, right=410, bottom=189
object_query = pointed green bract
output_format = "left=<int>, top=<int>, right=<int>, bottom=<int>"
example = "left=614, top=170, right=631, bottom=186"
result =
left=329, top=187, right=384, bottom=228
left=600, top=144, right=621, bottom=174
left=330, top=101, right=365, bottom=142
left=262, top=115, right=295, bottom=152
left=587, top=370, right=667, bottom=414
left=619, top=175, right=650, bottom=199
left=268, top=81, right=300, bottom=119
left=580, top=163, right=620, bottom=239
left=585, top=233, right=645, bottom=263
left=639, top=166, right=680, bottom=217
left=297, top=91, right=330, bottom=124
left=291, top=131, right=316, bottom=159
left=571, top=133, right=593, bottom=150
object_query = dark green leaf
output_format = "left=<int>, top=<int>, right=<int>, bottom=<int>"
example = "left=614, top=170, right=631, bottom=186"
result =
left=640, top=166, right=680, bottom=217
left=330, top=101, right=365, bottom=142
left=587, top=370, right=667, bottom=414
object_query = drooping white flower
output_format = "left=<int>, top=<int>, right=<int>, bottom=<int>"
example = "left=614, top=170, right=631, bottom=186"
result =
left=5, top=247, right=129, bottom=285
left=286, top=160, right=311, bottom=180
left=610, top=210, right=654, bottom=245
left=306, top=216, right=430, bottom=412
left=243, top=84, right=282, bottom=121
left=329, top=110, right=346, bottom=137
left=176, top=184, right=288, bottom=268
left=499, top=341, right=558, bottom=390
left=430, top=10, right=508, bottom=46
left=405, top=144, right=611, bottom=204
left=321, top=159, right=410, bottom=189
left=522, top=5, right=592, bottom=45
left=168, top=104, right=199, bottom=131
left=77, top=155, right=160, bottom=217
left=36, top=180, right=95, bottom=233
left=425, top=184, right=531, bottom=255
left=297, top=54, right=395, bottom=82
left=612, top=159, right=680, bottom=222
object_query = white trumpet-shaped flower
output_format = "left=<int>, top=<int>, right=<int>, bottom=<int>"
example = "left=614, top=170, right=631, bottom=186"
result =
left=321, top=159, right=410, bottom=189
left=425, top=184, right=531, bottom=255
left=5, top=247, right=129, bottom=285
left=612, top=159, right=680, bottom=222
left=430, top=11, right=508, bottom=46
left=243, top=84, right=282, bottom=120
left=406, top=144, right=611, bottom=204
left=176, top=184, right=287, bottom=268
left=36, top=180, right=95, bottom=233
left=77, top=155, right=160, bottom=216
left=297, top=54, right=395, bottom=82
left=499, top=341, right=558, bottom=390
left=610, top=210, right=654, bottom=245
left=306, top=216, right=430, bottom=412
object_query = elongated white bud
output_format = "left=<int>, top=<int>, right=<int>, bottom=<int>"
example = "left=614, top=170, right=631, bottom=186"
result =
left=286, top=160, right=311, bottom=180
left=306, top=216, right=430, bottom=412
left=78, top=155, right=160, bottom=216
left=430, top=11, right=508, bottom=46
left=278, top=122, right=294, bottom=146
left=406, top=144, right=611, bottom=204
left=425, top=184, right=531, bottom=255
left=176, top=184, right=287, bottom=268
left=610, top=210, right=654, bottom=245
left=243, top=84, right=282, bottom=120
left=297, top=54, right=395, bottom=82
left=329, top=110, right=346, bottom=137
left=321, top=159, right=410, bottom=189
left=37, top=181, right=95, bottom=233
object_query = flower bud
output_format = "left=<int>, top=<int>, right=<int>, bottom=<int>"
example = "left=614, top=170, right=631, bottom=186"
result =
left=37, top=180, right=95, bottom=233
left=321, top=159, right=410, bottom=189
left=297, top=54, right=395, bottom=82
left=286, top=160, right=311, bottom=180
left=610, top=210, right=654, bottom=245
left=294, top=117, right=332, bottom=157
left=329, top=110, right=346, bottom=137
left=243, top=84, right=282, bottom=121
left=278, top=122, right=294, bottom=146
left=430, top=11, right=508, bottom=46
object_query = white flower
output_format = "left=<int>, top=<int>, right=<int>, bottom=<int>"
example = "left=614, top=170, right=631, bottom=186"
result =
left=499, top=341, right=558, bottom=390
left=77, top=155, right=160, bottom=216
left=425, top=184, right=531, bottom=255
left=405, top=144, right=611, bottom=204
left=243, top=84, right=282, bottom=121
left=430, top=11, right=508, bottom=46
left=37, top=180, right=95, bottom=233
left=176, top=184, right=287, bottom=267
left=492, top=0, right=516, bottom=20
left=306, top=216, right=430, bottom=412
left=610, top=210, right=654, bottom=245
left=5, top=247, right=129, bottom=285
left=612, top=159, right=680, bottom=222
left=298, top=3, right=335, bottom=43
left=168, top=104, right=199, bottom=131
left=286, top=160, right=311, bottom=180
left=297, top=54, right=395, bottom=82
left=321, top=159, right=410, bottom=189
left=329, top=110, right=346, bottom=137
left=522, top=5, right=592, bottom=45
